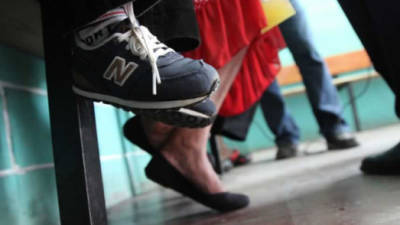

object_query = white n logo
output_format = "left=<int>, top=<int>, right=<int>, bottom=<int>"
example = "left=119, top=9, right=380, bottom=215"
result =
left=103, top=56, right=138, bottom=86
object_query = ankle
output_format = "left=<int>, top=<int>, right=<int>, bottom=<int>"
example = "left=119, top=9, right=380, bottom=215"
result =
left=142, top=118, right=174, bottom=150
left=161, top=148, right=224, bottom=193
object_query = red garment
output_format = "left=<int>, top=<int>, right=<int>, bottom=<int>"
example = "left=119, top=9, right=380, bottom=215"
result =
left=219, top=28, right=284, bottom=116
left=185, top=0, right=266, bottom=68
left=184, top=0, right=285, bottom=116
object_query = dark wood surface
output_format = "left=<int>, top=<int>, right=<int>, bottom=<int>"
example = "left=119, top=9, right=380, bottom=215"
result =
left=0, top=0, right=43, bottom=56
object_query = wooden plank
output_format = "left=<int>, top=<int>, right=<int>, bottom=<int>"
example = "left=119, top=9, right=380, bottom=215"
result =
left=277, top=50, right=372, bottom=86
left=281, top=72, right=379, bottom=96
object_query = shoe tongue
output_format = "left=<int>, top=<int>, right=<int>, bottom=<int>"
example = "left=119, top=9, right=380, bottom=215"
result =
left=76, top=8, right=128, bottom=48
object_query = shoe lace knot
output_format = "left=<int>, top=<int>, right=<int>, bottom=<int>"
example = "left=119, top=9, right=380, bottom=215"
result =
left=119, top=3, right=174, bottom=95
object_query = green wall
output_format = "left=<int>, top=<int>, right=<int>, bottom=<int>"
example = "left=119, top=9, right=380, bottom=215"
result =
left=0, top=45, right=153, bottom=225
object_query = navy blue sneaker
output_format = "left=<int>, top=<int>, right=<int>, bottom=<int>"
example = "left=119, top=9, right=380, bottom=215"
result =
left=72, top=4, right=219, bottom=117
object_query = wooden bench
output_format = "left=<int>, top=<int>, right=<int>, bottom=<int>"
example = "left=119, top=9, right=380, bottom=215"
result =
left=277, top=49, right=378, bottom=131
left=278, top=50, right=376, bottom=93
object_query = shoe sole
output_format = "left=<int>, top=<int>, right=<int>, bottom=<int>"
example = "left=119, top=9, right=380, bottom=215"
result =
left=327, top=142, right=359, bottom=150
left=73, top=85, right=207, bottom=109
left=136, top=78, right=219, bottom=127
left=147, top=106, right=216, bottom=128
left=276, top=151, right=298, bottom=160
left=73, top=78, right=219, bottom=127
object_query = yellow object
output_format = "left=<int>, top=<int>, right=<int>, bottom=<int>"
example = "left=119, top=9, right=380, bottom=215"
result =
left=261, top=0, right=296, bottom=33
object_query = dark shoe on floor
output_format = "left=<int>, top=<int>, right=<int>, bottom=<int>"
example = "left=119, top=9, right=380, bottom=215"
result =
left=72, top=5, right=219, bottom=121
left=276, top=143, right=298, bottom=160
left=326, top=132, right=359, bottom=150
left=124, top=116, right=250, bottom=212
left=361, top=142, right=400, bottom=175
left=146, top=154, right=250, bottom=212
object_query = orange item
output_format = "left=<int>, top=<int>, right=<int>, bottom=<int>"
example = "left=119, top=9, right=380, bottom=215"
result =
left=261, top=0, right=296, bottom=33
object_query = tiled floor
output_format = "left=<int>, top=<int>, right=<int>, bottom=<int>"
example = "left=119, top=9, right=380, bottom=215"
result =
left=107, top=124, right=400, bottom=225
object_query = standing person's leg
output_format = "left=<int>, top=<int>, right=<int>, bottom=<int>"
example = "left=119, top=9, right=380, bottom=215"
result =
left=279, top=0, right=358, bottom=149
left=339, top=0, right=400, bottom=109
left=338, top=0, right=400, bottom=175
left=259, top=80, right=300, bottom=159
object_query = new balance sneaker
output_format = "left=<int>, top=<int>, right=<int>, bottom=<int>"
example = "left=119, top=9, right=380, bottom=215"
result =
left=72, top=3, right=219, bottom=118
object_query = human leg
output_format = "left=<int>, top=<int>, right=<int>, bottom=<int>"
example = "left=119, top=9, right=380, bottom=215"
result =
left=124, top=48, right=250, bottom=211
left=126, top=115, right=250, bottom=212
left=279, top=0, right=357, bottom=148
left=259, top=80, right=300, bottom=159
left=338, top=0, right=400, bottom=174
left=148, top=48, right=249, bottom=192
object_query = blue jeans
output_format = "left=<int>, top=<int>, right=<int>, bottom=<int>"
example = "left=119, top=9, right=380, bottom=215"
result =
left=260, top=0, right=350, bottom=146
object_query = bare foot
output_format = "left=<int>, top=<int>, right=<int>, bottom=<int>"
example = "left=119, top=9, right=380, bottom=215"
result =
left=141, top=117, right=175, bottom=150
left=160, top=127, right=225, bottom=194
left=141, top=118, right=224, bottom=194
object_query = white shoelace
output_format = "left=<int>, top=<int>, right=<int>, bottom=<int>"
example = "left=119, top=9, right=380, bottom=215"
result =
left=120, top=3, right=174, bottom=95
